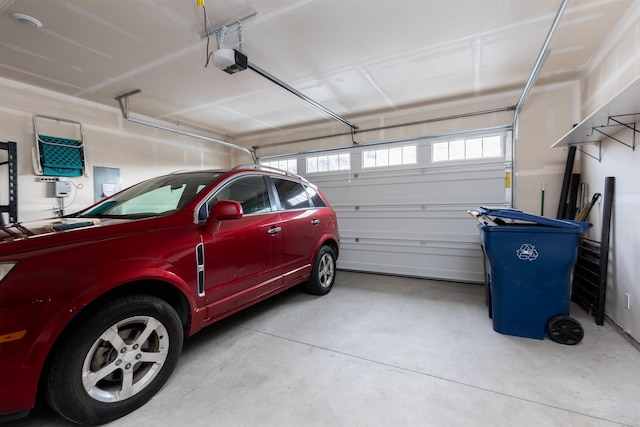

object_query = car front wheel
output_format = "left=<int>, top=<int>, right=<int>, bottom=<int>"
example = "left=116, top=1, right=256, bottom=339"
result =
left=304, top=245, right=336, bottom=295
left=45, top=294, right=184, bottom=425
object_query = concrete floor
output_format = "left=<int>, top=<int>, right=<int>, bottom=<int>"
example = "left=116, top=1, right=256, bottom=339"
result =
left=7, top=271, right=640, bottom=427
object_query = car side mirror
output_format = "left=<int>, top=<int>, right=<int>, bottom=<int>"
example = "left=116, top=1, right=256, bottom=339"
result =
left=205, top=200, right=243, bottom=233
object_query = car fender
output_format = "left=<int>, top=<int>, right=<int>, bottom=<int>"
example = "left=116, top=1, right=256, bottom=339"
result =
left=315, top=232, right=340, bottom=259
left=23, top=258, right=198, bottom=369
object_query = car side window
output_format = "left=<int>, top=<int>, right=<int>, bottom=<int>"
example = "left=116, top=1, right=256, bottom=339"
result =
left=304, top=185, right=327, bottom=208
left=273, top=178, right=311, bottom=210
left=200, top=175, right=272, bottom=220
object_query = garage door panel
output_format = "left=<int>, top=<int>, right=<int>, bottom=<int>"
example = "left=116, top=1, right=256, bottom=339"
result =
left=277, top=131, right=510, bottom=282
left=309, top=161, right=505, bottom=184
left=314, top=166, right=505, bottom=186
left=337, top=212, right=480, bottom=241
left=318, top=170, right=505, bottom=207
left=338, top=241, right=484, bottom=283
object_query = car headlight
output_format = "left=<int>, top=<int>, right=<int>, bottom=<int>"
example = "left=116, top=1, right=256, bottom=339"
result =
left=0, top=262, right=17, bottom=282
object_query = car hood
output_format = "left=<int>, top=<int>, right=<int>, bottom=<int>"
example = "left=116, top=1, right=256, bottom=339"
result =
left=1, top=218, right=90, bottom=240
left=0, top=216, right=162, bottom=248
left=0, top=218, right=108, bottom=242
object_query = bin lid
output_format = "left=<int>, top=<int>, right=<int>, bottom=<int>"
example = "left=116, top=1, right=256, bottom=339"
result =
left=477, top=206, right=591, bottom=231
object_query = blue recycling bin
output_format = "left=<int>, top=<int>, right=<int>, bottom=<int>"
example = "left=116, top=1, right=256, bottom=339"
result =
left=475, top=207, right=591, bottom=342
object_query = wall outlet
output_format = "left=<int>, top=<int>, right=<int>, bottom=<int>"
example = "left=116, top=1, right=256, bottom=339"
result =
left=624, top=293, right=631, bottom=310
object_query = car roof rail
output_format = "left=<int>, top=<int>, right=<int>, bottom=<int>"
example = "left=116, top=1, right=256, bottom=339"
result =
left=233, top=164, right=309, bottom=183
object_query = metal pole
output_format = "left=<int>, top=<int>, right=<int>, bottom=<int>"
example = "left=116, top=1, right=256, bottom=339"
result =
left=511, top=0, right=568, bottom=209
left=515, top=0, right=567, bottom=113
left=115, top=90, right=256, bottom=163
left=254, top=106, right=515, bottom=150
left=247, top=61, right=359, bottom=130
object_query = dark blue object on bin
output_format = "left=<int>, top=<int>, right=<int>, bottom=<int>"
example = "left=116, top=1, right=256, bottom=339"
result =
left=476, top=206, right=591, bottom=340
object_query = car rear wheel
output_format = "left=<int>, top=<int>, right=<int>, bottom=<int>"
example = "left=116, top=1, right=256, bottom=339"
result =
left=304, top=245, right=336, bottom=295
left=45, top=295, right=183, bottom=425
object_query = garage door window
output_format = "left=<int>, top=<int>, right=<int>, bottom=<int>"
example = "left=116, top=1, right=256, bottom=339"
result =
left=262, top=158, right=297, bottom=174
left=432, top=135, right=501, bottom=162
left=362, top=145, right=416, bottom=169
left=306, top=153, right=350, bottom=173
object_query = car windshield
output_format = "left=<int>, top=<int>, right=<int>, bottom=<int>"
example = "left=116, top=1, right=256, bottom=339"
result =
left=78, top=172, right=223, bottom=219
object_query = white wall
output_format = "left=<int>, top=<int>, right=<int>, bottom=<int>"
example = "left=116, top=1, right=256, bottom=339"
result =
left=513, top=82, right=579, bottom=217
left=579, top=127, right=639, bottom=340
left=576, top=2, right=640, bottom=341
left=0, top=77, right=252, bottom=222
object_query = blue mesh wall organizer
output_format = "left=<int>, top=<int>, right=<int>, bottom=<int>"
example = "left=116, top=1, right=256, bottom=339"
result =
left=33, top=115, right=86, bottom=177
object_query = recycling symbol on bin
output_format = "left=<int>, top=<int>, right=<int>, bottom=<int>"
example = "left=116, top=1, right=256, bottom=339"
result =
left=516, top=244, right=538, bottom=261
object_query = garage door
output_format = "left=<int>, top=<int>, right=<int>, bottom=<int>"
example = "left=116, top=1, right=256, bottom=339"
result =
left=263, top=128, right=512, bottom=283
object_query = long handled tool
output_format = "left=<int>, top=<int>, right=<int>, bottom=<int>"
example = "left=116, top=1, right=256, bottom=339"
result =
left=575, top=193, right=601, bottom=222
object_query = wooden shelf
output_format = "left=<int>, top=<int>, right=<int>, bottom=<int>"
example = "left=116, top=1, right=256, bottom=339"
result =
left=551, top=77, right=640, bottom=151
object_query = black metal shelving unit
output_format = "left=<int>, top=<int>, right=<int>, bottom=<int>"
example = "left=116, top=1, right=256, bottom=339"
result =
left=0, top=141, right=18, bottom=225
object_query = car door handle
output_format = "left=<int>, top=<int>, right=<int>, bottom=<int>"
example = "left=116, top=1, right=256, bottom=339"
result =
left=268, top=226, right=282, bottom=234
left=311, top=219, right=320, bottom=225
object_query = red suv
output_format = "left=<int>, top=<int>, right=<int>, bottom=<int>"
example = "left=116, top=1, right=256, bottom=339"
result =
left=0, top=165, right=339, bottom=424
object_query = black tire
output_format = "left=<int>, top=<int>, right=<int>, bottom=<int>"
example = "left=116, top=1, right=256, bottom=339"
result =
left=45, top=295, right=184, bottom=425
left=304, top=245, right=336, bottom=295
left=547, top=315, right=584, bottom=345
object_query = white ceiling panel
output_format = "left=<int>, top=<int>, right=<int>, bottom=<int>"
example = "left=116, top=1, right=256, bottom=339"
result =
left=0, top=0, right=634, bottom=138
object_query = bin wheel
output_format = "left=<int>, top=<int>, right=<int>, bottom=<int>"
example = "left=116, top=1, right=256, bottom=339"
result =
left=547, top=316, right=584, bottom=345
left=486, top=278, right=492, bottom=319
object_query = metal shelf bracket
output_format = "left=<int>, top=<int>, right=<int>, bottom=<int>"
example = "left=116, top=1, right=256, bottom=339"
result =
left=591, top=113, right=638, bottom=151
left=574, top=141, right=602, bottom=162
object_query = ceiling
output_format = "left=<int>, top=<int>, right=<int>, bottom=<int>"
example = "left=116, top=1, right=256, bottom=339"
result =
left=0, top=0, right=634, bottom=139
